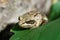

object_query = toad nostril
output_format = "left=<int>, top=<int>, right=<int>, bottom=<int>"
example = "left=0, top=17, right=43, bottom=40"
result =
left=25, top=20, right=35, bottom=24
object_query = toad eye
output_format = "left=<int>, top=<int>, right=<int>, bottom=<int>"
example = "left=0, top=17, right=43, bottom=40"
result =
left=25, top=20, right=35, bottom=24
left=18, top=16, right=23, bottom=20
left=18, top=17, right=20, bottom=20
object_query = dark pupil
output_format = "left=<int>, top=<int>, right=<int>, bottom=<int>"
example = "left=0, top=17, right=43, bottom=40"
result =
left=25, top=20, right=35, bottom=24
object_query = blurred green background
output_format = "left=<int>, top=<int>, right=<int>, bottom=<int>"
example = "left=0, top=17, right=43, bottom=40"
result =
left=10, top=0, right=60, bottom=40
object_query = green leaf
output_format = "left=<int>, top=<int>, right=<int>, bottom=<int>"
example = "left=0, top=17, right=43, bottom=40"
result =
left=49, top=1, right=60, bottom=21
left=10, top=18, right=60, bottom=40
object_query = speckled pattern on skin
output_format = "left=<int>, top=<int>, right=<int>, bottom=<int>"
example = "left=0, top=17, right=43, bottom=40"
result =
left=18, top=10, right=48, bottom=29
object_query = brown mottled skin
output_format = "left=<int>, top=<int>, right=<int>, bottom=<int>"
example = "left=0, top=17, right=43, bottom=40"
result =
left=18, top=10, right=48, bottom=29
